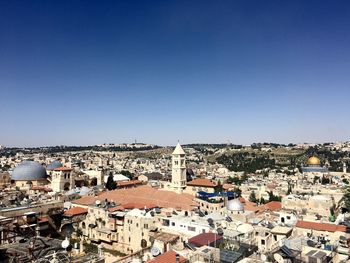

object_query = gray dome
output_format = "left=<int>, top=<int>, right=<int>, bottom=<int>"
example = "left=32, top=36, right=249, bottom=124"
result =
left=47, top=160, right=63, bottom=170
left=227, top=198, right=244, bottom=212
left=12, top=161, right=47, bottom=181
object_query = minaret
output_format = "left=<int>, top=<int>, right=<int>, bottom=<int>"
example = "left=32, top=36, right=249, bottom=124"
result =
left=171, top=143, right=187, bottom=192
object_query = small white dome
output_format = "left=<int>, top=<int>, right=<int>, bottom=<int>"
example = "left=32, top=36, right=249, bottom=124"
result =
left=227, top=198, right=244, bottom=211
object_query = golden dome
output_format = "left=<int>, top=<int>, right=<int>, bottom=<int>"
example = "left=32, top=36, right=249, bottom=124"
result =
left=307, top=156, right=321, bottom=166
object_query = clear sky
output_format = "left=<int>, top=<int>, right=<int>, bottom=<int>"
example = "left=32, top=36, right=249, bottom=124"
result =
left=1, top=1, right=350, bottom=147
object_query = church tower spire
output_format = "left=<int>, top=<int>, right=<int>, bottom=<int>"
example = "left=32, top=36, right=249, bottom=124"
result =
left=171, top=142, right=186, bottom=192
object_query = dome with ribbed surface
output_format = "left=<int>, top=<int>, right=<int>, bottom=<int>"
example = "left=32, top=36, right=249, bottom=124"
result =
left=47, top=160, right=63, bottom=170
left=12, top=161, right=47, bottom=181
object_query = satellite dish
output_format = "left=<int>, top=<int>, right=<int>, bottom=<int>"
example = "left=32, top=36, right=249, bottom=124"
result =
left=274, top=253, right=284, bottom=263
left=61, top=237, right=70, bottom=249
left=151, top=246, right=160, bottom=257
left=260, top=254, right=267, bottom=261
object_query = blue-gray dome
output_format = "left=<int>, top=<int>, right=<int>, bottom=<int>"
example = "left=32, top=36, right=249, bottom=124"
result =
left=12, top=161, right=47, bottom=181
left=47, top=160, right=63, bottom=170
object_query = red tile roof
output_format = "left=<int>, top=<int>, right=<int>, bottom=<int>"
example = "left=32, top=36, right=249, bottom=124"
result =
left=264, top=201, right=282, bottom=211
left=121, top=202, right=157, bottom=209
left=223, top=183, right=234, bottom=190
left=96, top=185, right=196, bottom=211
left=244, top=200, right=262, bottom=212
left=239, top=197, right=246, bottom=203
left=108, top=206, right=125, bottom=212
left=72, top=196, right=97, bottom=206
left=296, top=220, right=347, bottom=233
left=147, top=250, right=187, bottom=263
left=72, top=186, right=197, bottom=211
left=188, top=232, right=222, bottom=247
left=64, top=207, right=88, bottom=217
left=117, top=180, right=142, bottom=187
left=187, top=179, right=217, bottom=188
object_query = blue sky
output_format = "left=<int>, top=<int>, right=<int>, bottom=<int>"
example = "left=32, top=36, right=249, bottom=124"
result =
left=1, top=1, right=350, bottom=147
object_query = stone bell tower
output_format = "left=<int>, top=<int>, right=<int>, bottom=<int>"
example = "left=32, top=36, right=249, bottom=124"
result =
left=171, top=143, right=187, bottom=192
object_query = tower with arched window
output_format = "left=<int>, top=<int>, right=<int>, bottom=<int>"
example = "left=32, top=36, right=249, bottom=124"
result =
left=171, top=143, right=187, bottom=192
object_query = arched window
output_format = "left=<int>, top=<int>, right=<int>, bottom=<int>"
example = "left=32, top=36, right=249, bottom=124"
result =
left=141, top=239, right=147, bottom=248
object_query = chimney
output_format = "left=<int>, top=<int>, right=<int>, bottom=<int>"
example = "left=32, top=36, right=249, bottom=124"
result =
left=176, top=253, right=180, bottom=263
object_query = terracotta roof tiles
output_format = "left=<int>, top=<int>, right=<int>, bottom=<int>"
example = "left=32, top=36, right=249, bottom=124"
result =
left=147, top=250, right=187, bottom=263
left=64, top=207, right=88, bottom=217
left=98, top=185, right=196, bottom=211
left=188, top=232, right=223, bottom=247
left=117, top=180, right=142, bottom=187
left=187, top=179, right=216, bottom=188
left=264, top=201, right=282, bottom=211
left=72, top=196, right=96, bottom=206
left=296, top=220, right=347, bottom=233
left=73, top=185, right=197, bottom=211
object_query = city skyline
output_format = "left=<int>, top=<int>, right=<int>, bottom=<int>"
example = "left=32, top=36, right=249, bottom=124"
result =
left=1, top=0, right=350, bottom=147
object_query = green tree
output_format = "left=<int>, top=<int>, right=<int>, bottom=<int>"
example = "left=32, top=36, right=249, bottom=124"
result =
left=339, top=186, right=350, bottom=210
left=106, top=173, right=116, bottom=190
left=321, top=176, right=330, bottom=185
left=232, top=187, right=242, bottom=197
left=214, top=180, right=223, bottom=193
left=76, top=228, right=83, bottom=238
left=259, top=197, right=266, bottom=204
left=313, top=176, right=320, bottom=184
left=249, top=191, right=257, bottom=203
left=267, top=191, right=282, bottom=202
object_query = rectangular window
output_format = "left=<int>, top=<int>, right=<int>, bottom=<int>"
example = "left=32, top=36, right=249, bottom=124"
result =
left=188, top=226, right=196, bottom=232
left=162, top=219, right=170, bottom=226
